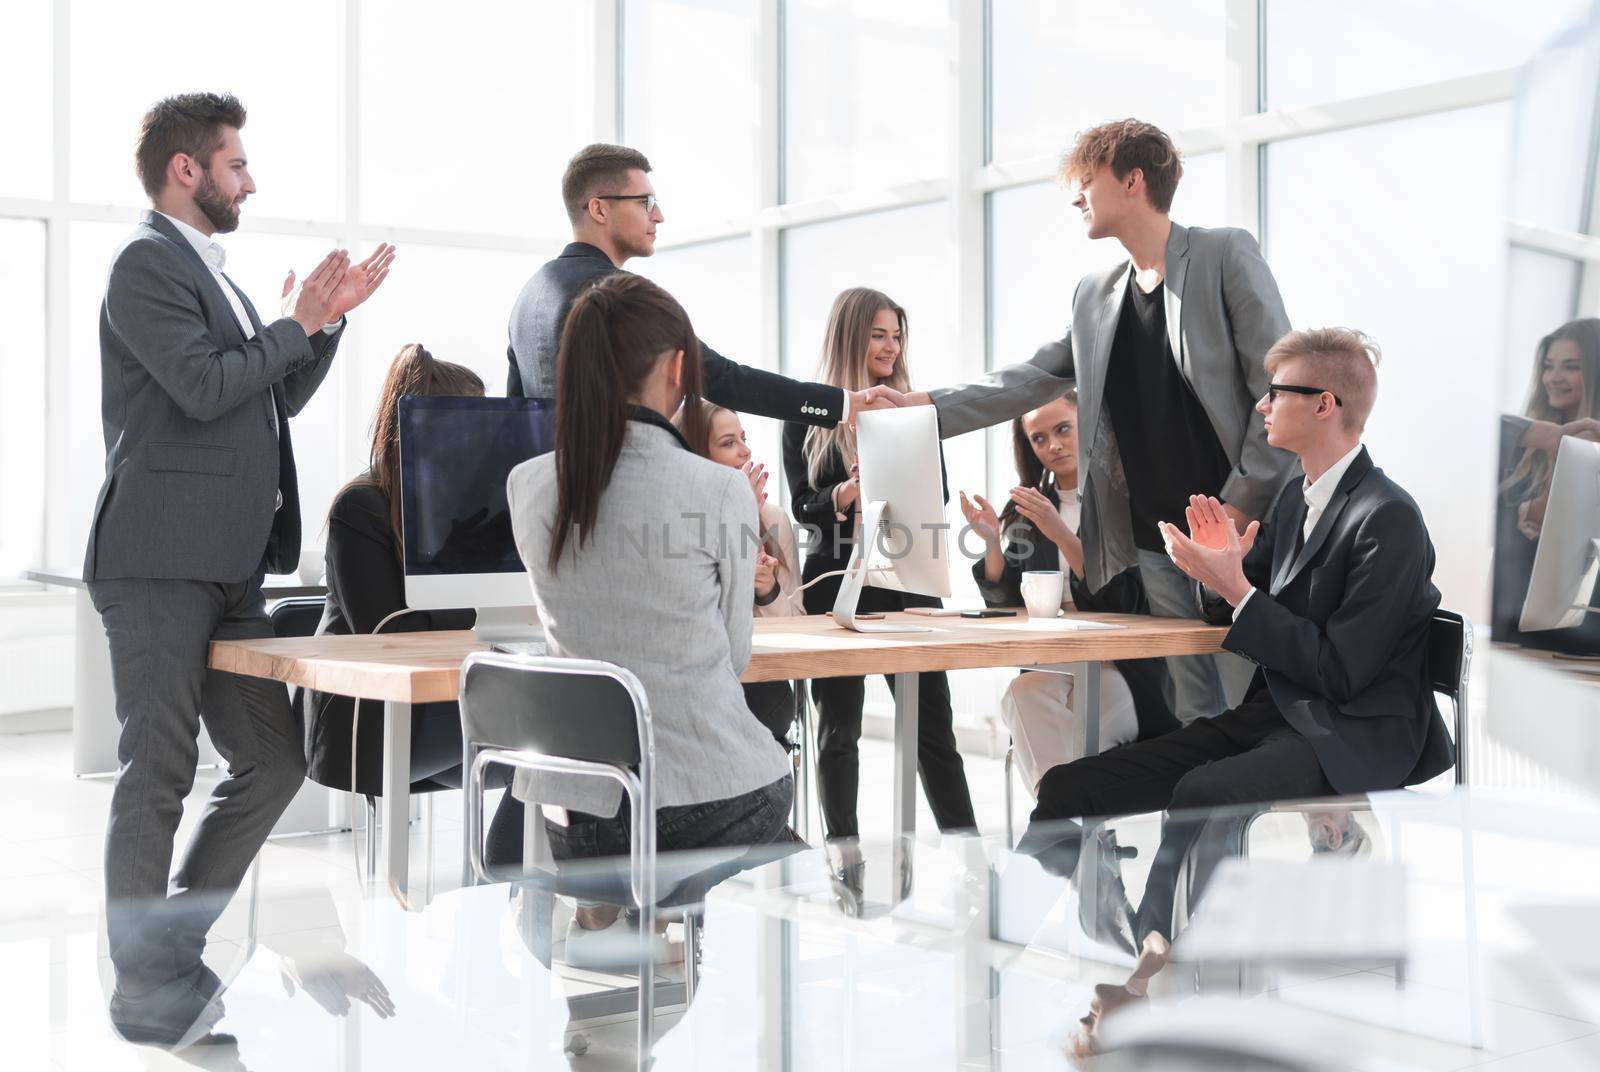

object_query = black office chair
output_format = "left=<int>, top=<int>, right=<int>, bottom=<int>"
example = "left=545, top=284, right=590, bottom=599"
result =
left=269, top=596, right=327, bottom=641
left=1190, top=611, right=1477, bottom=1005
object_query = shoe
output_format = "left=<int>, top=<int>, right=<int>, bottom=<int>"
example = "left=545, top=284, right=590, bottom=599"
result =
left=108, top=963, right=232, bottom=1050
left=562, top=914, right=680, bottom=972
left=1075, top=828, right=1138, bottom=957
left=827, top=840, right=866, bottom=918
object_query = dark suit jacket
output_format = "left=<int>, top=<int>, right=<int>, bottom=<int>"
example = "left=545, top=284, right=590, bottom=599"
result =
left=506, top=242, right=844, bottom=426
left=305, top=482, right=472, bottom=793
left=971, top=484, right=1180, bottom=742
left=781, top=420, right=947, bottom=614
left=1203, top=447, right=1454, bottom=793
left=84, top=210, right=341, bottom=581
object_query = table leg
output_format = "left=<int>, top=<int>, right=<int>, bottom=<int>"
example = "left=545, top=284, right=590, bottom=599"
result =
left=892, top=672, right=919, bottom=897
left=382, top=700, right=412, bottom=906
left=1081, top=661, right=1101, bottom=759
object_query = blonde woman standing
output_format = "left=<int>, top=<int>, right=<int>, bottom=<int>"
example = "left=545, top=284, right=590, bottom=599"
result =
left=781, top=288, right=976, bottom=848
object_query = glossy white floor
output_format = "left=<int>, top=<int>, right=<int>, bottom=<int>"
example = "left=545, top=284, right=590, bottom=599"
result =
left=5, top=722, right=1600, bottom=1070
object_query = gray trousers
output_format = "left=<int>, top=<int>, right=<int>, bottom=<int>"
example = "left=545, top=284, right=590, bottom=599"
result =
left=1135, top=550, right=1254, bottom=723
left=88, top=575, right=306, bottom=991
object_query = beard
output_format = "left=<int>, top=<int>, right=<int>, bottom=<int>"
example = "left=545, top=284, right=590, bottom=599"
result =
left=194, top=169, right=242, bottom=233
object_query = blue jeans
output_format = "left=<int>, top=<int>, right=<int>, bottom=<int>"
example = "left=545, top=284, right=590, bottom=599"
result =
left=544, top=776, right=798, bottom=862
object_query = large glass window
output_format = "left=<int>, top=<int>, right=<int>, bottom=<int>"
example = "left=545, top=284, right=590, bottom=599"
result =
left=782, top=202, right=957, bottom=386
left=68, top=1, right=342, bottom=219
left=353, top=242, right=545, bottom=411
left=1264, top=0, right=1592, bottom=110
left=1508, top=31, right=1600, bottom=236
left=989, top=0, right=1228, bottom=163
left=0, top=220, right=48, bottom=578
left=1, top=2, right=53, bottom=199
left=783, top=0, right=948, bottom=203
left=66, top=222, right=131, bottom=569
left=633, top=237, right=771, bottom=460
left=623, top=0, right=758, bottom=229
left=361, top=0, right=596, bottom=238
left=1266, top=104, right=1512, bottom=611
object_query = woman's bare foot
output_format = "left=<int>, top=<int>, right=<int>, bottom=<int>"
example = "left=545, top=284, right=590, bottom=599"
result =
left=1069, top=932, right=1172, bottom=1060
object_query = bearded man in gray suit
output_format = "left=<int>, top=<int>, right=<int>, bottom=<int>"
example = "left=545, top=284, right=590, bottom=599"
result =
left=85, top=92, right=394, bottom=1049
left=884, top=119, right=1293, bottom=724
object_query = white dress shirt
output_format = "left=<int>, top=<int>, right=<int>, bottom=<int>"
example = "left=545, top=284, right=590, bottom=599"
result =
left=1232, top=442, right=1364, bottom=619
left=1056, top=492, right=1081, bottom=610
left=159, top=212, right=255, bottom=341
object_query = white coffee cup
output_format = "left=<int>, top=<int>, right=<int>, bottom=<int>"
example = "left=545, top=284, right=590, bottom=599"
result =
left=1020, top=570, right=1064, bottom=620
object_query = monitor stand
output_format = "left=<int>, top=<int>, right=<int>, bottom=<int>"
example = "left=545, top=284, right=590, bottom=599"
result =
left=831, top=500, right=933, bottom=634
left=473, top=605, right=545, bottom=647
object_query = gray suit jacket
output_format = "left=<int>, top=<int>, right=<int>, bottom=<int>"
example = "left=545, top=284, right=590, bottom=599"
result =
left=84, top=211, right=341, bottom=583
left=507, top=409, right=792, bottom=817
left=930, top=221, right=1292, bottom=588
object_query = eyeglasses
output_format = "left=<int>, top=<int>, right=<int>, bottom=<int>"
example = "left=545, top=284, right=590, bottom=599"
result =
left=596, top=193, right=659, bottom=213
left=1265, top=382, right=1342, bottom=407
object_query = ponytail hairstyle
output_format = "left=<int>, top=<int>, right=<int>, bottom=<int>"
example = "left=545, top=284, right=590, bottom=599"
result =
left=801, top=287, right=910, bottom=489
left=549, top=273, right=703, bottom=571
left=335, top=343, right=485, bottom=562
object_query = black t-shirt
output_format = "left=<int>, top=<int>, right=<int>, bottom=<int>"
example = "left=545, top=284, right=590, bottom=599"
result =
left=1101, top=272, right=1232, bottom=552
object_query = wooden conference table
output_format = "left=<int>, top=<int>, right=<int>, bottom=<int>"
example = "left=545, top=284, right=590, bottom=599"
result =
left=209, top=611, right=1226, bottom=906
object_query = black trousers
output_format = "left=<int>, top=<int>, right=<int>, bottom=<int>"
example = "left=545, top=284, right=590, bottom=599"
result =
left=1021, top=696, right=1335, bottom=941
left=810, top=670, right=977, bottom=840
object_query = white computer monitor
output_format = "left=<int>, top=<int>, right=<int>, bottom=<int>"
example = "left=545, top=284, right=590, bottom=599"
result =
left=832, top=406, right=951, bottom=633
left=397, top=395, right=555, bottom=643
left=1520, top=434, right=1600, bottom=633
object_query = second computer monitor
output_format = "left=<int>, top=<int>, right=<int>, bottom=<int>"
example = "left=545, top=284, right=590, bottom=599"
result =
left=829, top=406, right=950, bottom=632
left=856, top=405, right=952, bottom=599
left=1520, top=434, right=1600, bottom=636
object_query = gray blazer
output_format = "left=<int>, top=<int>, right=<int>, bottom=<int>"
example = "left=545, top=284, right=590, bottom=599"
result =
left=930, top=221, right=1292, bottom=589
left=84, top=211, right=341, bottom=583
left=506, top=410, right=792, bottom=817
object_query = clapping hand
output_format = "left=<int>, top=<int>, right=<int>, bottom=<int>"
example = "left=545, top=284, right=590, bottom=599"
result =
left=1183, top=495, right=1258, bottom=556
left=1008, top=486, right=1073, bottom=549
left=834, top=463, right=861, bottom=512
left=957, top=490, right=1001, bottom=545
left=741, top=461, right=769, bottom=510
left=754, top=550, right=779, bottom=601
left=326, top=243, right=396, bottom=319
left=1158, top=495, right=1257, bottom=606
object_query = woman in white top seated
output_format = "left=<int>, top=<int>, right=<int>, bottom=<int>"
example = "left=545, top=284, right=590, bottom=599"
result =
left=507, top=274, right=796, bottom=930
left=679, top=404, right=804, bottom=747
left=959, top=391, right=1179, bottom=796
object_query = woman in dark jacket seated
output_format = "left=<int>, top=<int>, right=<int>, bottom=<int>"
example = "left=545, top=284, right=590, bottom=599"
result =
left=958, top=390, right=1178, bottom=798
left=305, top=343, right=519, bottom=859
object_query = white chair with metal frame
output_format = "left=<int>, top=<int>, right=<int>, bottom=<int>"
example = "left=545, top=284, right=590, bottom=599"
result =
left=459, top=650, right=669, bottom=1069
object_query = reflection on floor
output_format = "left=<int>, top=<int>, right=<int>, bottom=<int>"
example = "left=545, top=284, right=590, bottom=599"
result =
left=6, top=726, right=1600, bottom=1070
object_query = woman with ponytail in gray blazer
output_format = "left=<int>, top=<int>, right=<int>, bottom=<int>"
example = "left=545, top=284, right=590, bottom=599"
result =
left=507, top=274, right=796, bottom=942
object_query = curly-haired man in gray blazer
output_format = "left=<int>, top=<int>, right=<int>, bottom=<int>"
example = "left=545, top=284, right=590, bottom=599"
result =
left=85, top=92, right=393, bottom=1049
left=883, top=119, right=1294, bottom=725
